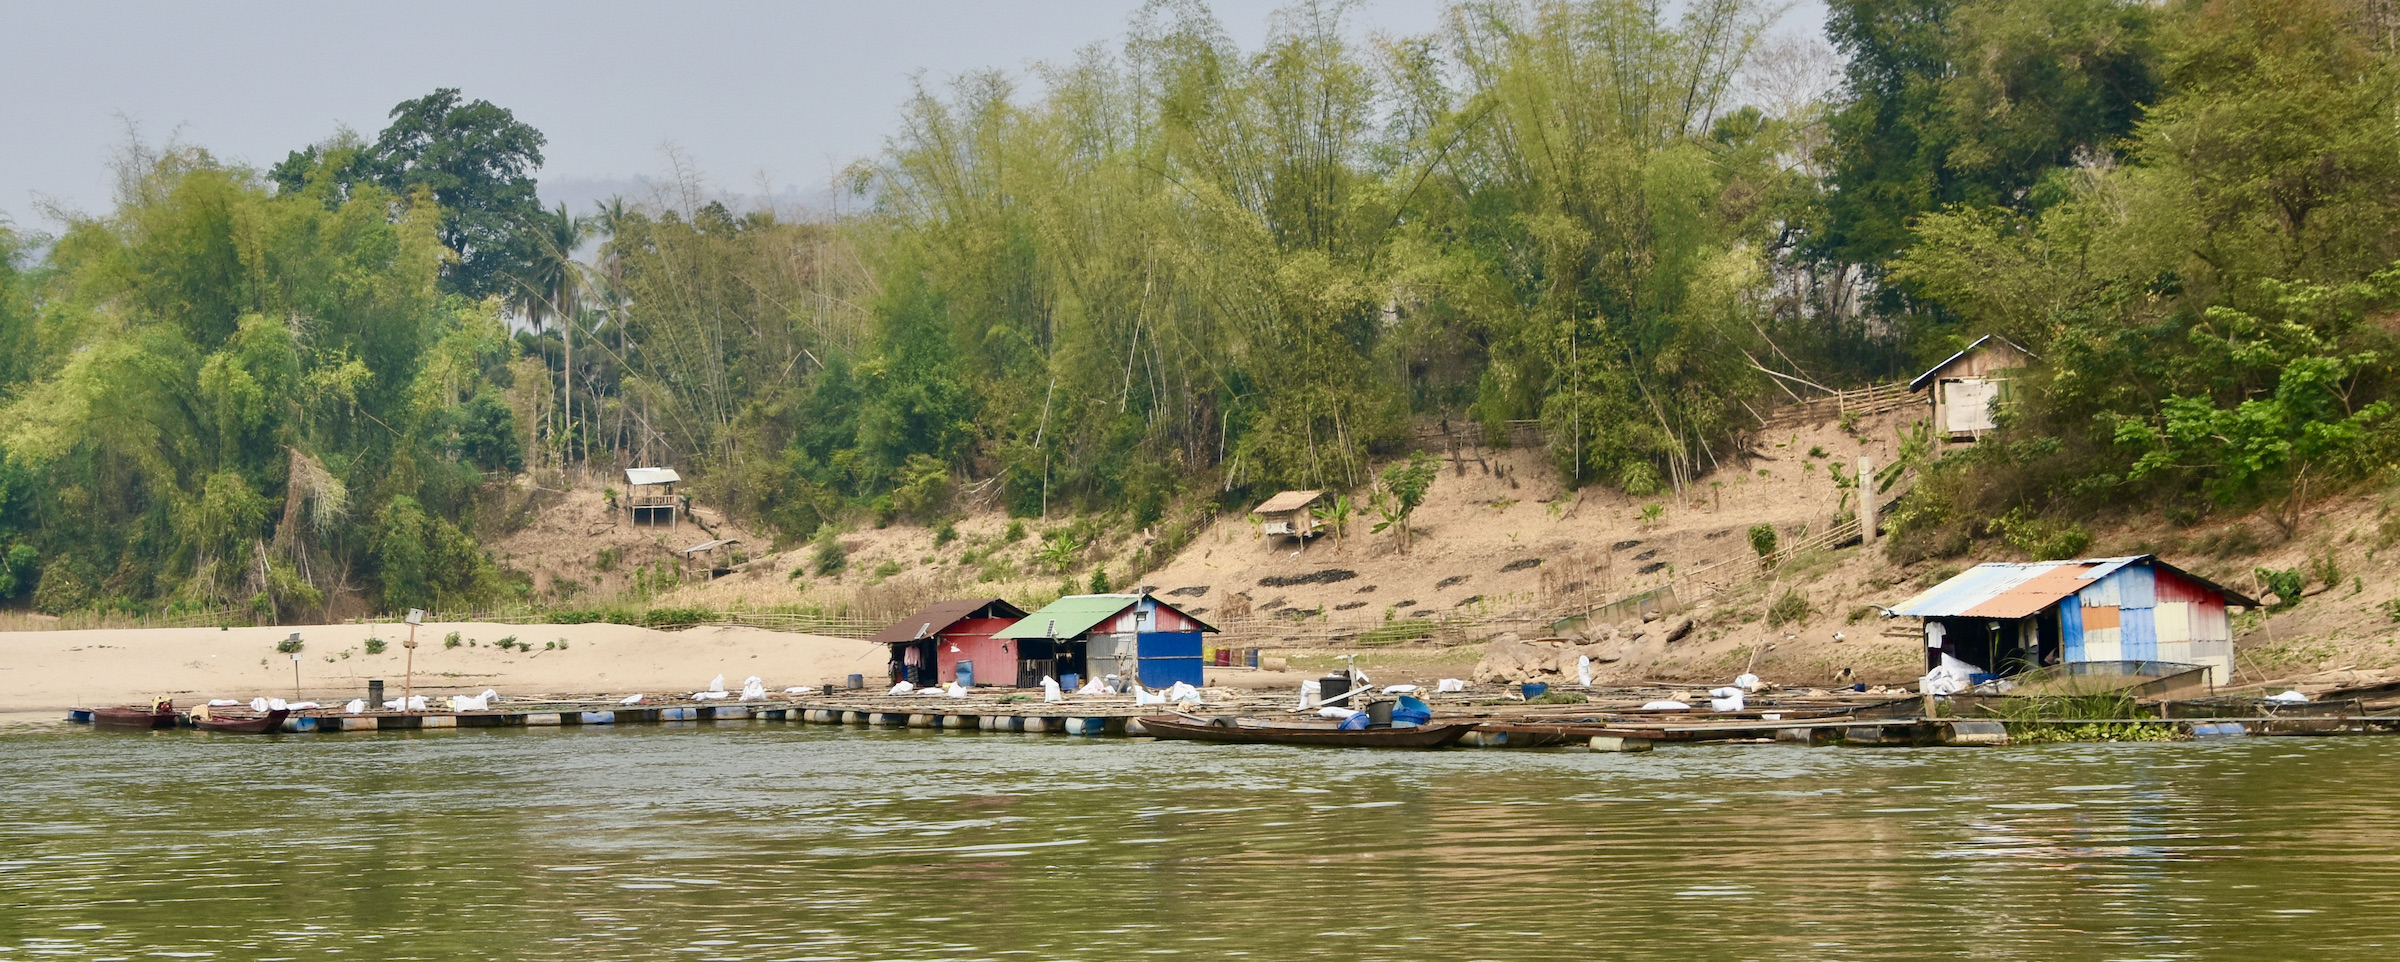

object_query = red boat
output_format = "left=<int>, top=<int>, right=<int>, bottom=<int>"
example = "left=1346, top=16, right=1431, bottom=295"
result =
left=193, top=708, right=291, bottom=734
left=91, top=700, right=179, bottom=730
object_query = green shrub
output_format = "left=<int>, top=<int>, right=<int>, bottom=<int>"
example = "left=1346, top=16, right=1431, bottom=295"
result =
left=364, top=637, right=388, bottom=655
left=444, top=631, right=463, bottom=649
left=812, top=534, right=848, bottom=576
left=1991, top=508, right=2092, bottom=560
left=2256, top=567, right=2305, bottom=611
left=1003, top=520, right=1027, bottom=543
left=1089, top=566, right=1111, bottom=593
left=274, top=635, right=305, bottom=654
left=1527, top=691, right=1589, bottom=705
left=1766, top=590, right=1812, bottom=628
left=1748, top=523, right=1778, bottom=559
left=2308, top=552, right=2342, bottom=591
left=934, top=521, right=958, bottom=546
left=641, top=606, right=713, bottom=628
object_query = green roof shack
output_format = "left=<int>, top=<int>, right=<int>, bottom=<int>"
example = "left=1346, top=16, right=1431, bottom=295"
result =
left=994, top=591, right=1218, bottom=690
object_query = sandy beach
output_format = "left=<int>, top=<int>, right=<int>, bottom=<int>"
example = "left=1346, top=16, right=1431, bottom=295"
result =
left=0, top=621, right=893, bottom=714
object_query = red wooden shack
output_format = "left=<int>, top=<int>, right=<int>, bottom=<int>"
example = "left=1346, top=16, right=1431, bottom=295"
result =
left=867, top=598, right=1029, bottom=688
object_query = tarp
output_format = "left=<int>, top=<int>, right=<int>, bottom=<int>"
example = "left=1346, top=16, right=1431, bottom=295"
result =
left=625, top=467, right=682, bottom=486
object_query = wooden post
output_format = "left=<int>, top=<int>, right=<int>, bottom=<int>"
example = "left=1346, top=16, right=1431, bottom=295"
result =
left=1858, top=456, right=1877, bottom=544
left=402, top=608, right=423, bottom=711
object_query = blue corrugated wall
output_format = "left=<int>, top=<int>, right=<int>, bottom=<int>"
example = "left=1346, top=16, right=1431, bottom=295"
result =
left=1136, top=631, right=1205, bottom=688
left=2122, top=608, right=2159, bottom=661
left=2103, top=566, right=2159, bottom=661
left=2061, top=600, right=2085, bottom=661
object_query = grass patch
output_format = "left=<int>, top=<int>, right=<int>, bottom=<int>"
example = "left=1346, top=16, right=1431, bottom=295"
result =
left=1356, top=621, right=1438, bottom=646
left=1990, top=693, right=2182, bottom=744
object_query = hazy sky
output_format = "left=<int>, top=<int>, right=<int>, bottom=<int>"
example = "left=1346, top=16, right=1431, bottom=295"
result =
left=2, top=0, right=1823, bottom=225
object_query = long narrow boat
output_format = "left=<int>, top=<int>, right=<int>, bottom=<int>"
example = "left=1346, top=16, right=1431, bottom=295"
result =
left=193, top=708, right=291, bottom=734
left=91, top=701, right=179, bottom=731
left=1139, top=714, right=1476, bottom=749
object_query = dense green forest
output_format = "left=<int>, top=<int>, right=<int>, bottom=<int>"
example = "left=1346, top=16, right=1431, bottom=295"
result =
left=0, top=0, right=2394, bottom=619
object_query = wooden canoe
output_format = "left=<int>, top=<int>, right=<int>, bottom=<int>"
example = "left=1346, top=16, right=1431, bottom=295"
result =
left=194, top=708, right=291, bottom=734
left=1139, top=714, right=1476, bottom=749
left=91, top=703, right=179, bottom=730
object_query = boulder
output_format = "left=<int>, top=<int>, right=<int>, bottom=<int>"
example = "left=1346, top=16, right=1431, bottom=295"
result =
left=1473, top=632, right=1550, bottom=684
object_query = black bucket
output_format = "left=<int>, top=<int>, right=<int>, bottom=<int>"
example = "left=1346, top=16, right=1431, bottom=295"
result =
left=1319, top=673, right=1353, bottom=707
left=1364, top=699, right=1395, bottom=727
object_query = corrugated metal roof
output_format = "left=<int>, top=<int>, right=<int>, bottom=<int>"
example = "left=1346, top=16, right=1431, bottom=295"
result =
left=1961, top=563, right=2099, bottom=619
left=1252, top=490, right=1323, bottom=514
left=1896, top=554, right=2259, bottom=618
left=1892, top=562, right=2067, bottom=618
left=994, top=594, right=1140, bottom=640
left=1907, top=334, right=2038, bottom=392
left=866, top=598, right=1029, bottom=644
left=679, top=538, right=740, bottom=554
left=625, top=467, right=682, bottom=486
left=2077, top=556, right=2144, bottom=581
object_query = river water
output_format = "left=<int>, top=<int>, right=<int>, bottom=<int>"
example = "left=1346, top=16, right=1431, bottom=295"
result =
left=2, top=723, right=2394, bottom=961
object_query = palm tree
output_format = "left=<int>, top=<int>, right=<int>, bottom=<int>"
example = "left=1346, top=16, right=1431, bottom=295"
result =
left=511, top=203, right=587, bottom=464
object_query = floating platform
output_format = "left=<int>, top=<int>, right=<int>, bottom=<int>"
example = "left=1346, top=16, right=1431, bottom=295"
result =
left=63, top=689, right=2400, bottom=749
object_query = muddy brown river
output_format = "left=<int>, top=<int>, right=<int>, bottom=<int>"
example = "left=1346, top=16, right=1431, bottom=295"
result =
left=2, top=723, right=2391, bottom=960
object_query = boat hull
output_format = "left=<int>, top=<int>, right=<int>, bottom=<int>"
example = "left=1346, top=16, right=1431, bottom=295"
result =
left=1138, top=715, right=1475, bottom=749
left=90, top=707, right=178, bottom=730
left=194, top=709, right=291, bottom=734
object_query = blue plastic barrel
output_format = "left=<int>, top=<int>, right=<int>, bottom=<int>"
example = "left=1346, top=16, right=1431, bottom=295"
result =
left=1391, top=696, right=1431, bottom=727
left=956, top=661, right=974, bottom=688
left=1521, top=682, right=1549, bottom=700
left=1061, top=673, right=1080, bottom=691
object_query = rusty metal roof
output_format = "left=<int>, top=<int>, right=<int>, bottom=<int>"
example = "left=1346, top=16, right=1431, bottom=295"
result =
left=1893, top=554, right=2258, bottom=618
left=1959, top=563, right=2099, bottom=619
left=1893, top=560, right=2090, bottom=619
left=866, top=598, right=1029, bottom=644
left=1252, top=490, right=1323, bottom=514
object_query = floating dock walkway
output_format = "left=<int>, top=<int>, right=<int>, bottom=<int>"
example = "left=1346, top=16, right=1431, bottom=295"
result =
left=66, top=688, right=2400, bottom=747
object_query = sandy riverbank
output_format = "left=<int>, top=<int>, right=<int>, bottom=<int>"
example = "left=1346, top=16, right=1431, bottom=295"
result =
left=0, top=621, right=894, bottom=713
left=0, top=620, right=1332, bottom=715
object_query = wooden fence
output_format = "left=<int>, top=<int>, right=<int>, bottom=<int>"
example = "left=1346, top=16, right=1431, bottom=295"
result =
left=0, top=606, right=247, bottom=632
left=342, top=607, right=888, bottom=638
left=1757, top=381, right=1916, bottom=430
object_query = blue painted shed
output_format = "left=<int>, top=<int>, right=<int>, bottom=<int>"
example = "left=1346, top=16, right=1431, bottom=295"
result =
left=1893, top=555, right=2258, bottom=686
left=995, top=591, right=1219, bottom=690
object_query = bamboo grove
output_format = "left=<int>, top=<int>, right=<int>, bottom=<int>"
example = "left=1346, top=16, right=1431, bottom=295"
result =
left=0, top=0, right=2396, bottom=618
